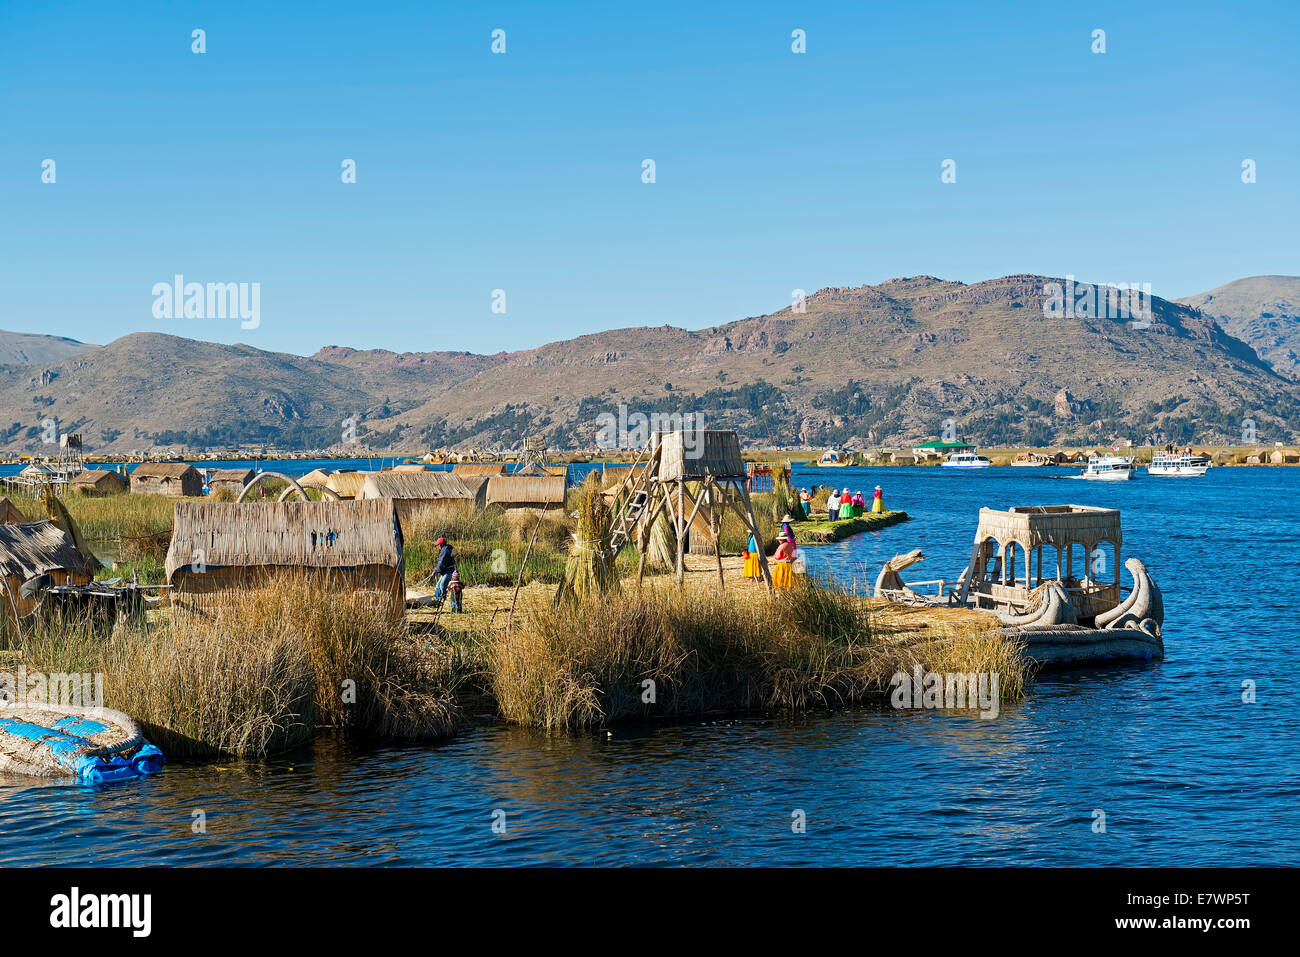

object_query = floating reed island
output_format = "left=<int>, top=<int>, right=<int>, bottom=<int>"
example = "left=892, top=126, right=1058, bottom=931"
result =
left=2, top=432, right=1142, bottom=771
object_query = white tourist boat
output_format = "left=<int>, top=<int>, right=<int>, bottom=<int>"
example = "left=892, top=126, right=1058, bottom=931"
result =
left=942, top=451, right=992, bottom=469
left=1147, top=452, right=1211, bottom=476
left=1077, top=454, right=1137, bottom=481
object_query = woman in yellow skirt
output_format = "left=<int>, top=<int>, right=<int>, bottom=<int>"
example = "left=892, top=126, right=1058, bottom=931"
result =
left=772, top=531, right=797, bottom=589
left=742, top=533, right=762, bottom=582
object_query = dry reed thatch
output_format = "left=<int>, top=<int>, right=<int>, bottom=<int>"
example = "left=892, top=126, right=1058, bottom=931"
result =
left=68, top=469, right=127, bottom=496
left=165, top=498, right=405, bottom=618
left=656, top=430, right=745, bottom=481
left=324, top=471, right=369, bottom=499
left=485, top=474, right=566, bottom=508
left=207, top=468, right=255, bottom=494
left=361, top=470, right=477, bottom=502
left=452, top=462, right=509, bottom=476
left=0, top=497, right=27, bottom=524
left=558, top=474, right=619, bottom=602
left=130, top=463, right=203, bottom=496
left=0, top=521, right=93, bottom=619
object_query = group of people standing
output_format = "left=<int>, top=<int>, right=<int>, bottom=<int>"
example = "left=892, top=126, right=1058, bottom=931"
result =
left=796, top=485, right=885, bottom=522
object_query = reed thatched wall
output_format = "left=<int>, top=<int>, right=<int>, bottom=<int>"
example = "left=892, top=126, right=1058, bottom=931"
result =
left=452, top=463, right=509, bottom=476
left=69, top=469, right=127, bottom=496
left=208, top=468, right=255, bottom=493
left=485, top=475, right=566, bottom=508
left=324, top=471, right=369, bottom=499
left=131, top=463, right=203, bottom=496
left=656, top=430, right=745, bottom=481
left=164, top=498, right=405, bottom=618
left=0, top=498, right=26, bottom=525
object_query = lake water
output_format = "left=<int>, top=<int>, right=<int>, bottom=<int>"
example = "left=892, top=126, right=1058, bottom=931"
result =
left=2, top=463, right=1296, bottom=866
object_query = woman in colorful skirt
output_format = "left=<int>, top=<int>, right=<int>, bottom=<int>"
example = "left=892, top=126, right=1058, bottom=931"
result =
left=872, top=484, right=885, bottom=513
left=772, top=531, right=797, bottom=589
left=742, top=532, right=762, bottom=582
left=852, top=491, right=865, bottom=517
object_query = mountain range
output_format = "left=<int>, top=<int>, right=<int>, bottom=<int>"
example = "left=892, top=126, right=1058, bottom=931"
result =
left=3, top=273, right=1298, bottom=454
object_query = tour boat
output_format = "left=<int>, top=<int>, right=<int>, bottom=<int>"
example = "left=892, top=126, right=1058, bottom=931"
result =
left=1077, top=454, right=1137, bottom=481
left=1148, top=452, right=1211, bottom=476
left=942, top=451, right=992, bottom=468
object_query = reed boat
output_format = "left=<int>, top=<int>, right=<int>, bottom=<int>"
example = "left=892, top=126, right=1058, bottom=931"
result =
left=874, top=505, right=1163, bottom=668
left=814, top=449, right=852, bottom=467
left=1010, top=452, right=1050, bottom=467
left=0, top=702, right=165, bottom=783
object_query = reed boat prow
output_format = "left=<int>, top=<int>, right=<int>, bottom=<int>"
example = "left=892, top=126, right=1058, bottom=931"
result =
left=874, top=504, right=1164, bottom=667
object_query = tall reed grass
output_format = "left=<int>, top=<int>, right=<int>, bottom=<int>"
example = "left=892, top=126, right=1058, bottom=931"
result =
left=16, top=576, right=460, bottom=758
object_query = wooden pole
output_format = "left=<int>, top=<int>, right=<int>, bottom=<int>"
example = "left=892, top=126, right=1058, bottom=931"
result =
left=736, top=479, right=772, bottom=588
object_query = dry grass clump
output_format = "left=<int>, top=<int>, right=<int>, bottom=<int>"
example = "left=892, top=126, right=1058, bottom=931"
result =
left=490, top=572, right=1031, bottom=730
left=17, top=575, right=460, bottom=758
left=492, top=575, right=878, bottom=729
left=558, top=474, right=619, bottom=601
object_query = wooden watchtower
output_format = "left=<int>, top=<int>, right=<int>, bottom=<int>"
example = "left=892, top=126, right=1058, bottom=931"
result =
left=609, top=430, right=772, bottom=589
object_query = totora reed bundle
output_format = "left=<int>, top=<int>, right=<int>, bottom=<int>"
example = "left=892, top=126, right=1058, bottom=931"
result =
left=558, top=474, right=620, bottom=602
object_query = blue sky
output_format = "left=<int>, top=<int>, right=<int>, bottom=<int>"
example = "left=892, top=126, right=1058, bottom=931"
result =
left=2, top=0, right=1296, bottom=356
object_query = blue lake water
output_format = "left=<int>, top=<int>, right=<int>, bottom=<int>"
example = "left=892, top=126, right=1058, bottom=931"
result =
left=1, top=463, right=1296, bottom=866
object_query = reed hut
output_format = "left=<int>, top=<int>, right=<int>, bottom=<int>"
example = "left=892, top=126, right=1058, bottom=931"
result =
left=452, top=463, right=508, bottom=477
left=67, top=469, right=127, bottom=497
left=207, top=468, right=256, bottom=496
left=131, top=463, right=203, bottom=497
left=324, top=471, right=369, bottom=500
left=299, top=468, right=332, bottom=486
left=164, top=498, right=405, bottom=619
left=0, top=521, right=93, bottom=618
left=359, top=470, right=487, bottom=521
left=485, top=474, right=567, bottom=509
left=0, top=498, right=28, bottom=525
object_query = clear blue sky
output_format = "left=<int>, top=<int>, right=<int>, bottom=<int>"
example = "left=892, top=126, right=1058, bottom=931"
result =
left=2, top=0, right=1296, bottom=357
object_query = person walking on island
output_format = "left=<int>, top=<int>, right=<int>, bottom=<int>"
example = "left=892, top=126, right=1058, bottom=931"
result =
left=432, top=536, right=456, bottom=605
left=828, top=487, right=840, bottom=521
left=448, top=570, right=463, bottom=613
left=772, top=530, right=798, bottom=589
left=743, top=531, right=762, bottom=583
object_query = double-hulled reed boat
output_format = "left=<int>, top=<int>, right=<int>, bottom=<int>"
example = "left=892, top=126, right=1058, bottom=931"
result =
left=875, top=504, right=1163, bottom=667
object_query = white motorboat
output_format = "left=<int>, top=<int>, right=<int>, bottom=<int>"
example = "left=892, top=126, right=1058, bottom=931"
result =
left=1077, top=454, right=1137, bottom=481
left=1148, top=452, right=1211, bottom=476
left=942, top=451, right=993, bottom=469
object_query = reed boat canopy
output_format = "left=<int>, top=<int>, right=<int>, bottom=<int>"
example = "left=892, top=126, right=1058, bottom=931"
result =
left=973, top=504, right=1120, bottom=552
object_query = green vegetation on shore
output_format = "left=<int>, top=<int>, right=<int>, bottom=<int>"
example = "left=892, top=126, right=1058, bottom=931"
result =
left=794, top=509, right=910, bottom=544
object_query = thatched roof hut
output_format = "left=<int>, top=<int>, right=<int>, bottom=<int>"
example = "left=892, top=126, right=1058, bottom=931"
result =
left=0, top=498, right=27, bottom=525
left=324, top=471, right=369, bottom=499
left=452, top=462, right=508, bottom=477
left=0, top=521, right=94, bottom=617
left=131, top=463, right=203, bottom=497
left=655, top=430, right=745, bottom=481
left=299, top=468, right=332, bottom=486
left=164, top=498, right=405, bottom=618
left=360, top=471, right=486, bottom=519
left=68, top=469, right=128, bottom=496
left=207, top=468, right=256, bottom=496
left=485, top=474, right=567, bottom=509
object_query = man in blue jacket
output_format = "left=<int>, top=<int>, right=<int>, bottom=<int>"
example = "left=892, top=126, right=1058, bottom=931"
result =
left=432, top=537, right=456, bottom=605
